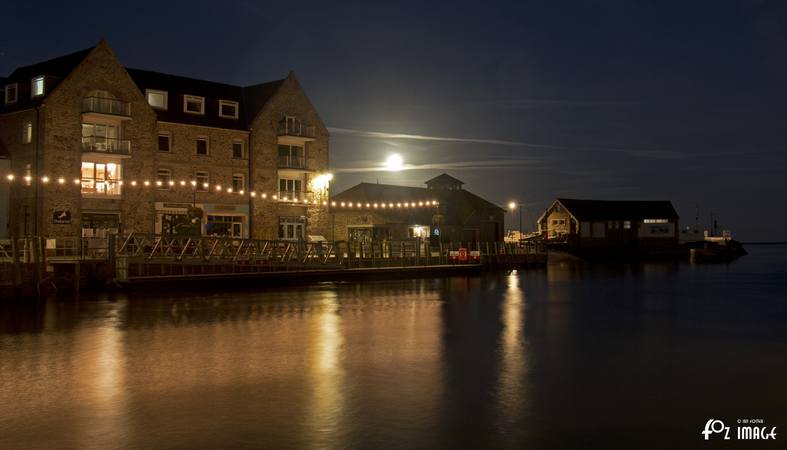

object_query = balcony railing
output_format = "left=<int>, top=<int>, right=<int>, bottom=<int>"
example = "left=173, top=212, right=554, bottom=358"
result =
left=277, top=155, right=307, bottom=169
left=277, top=119, right=315, bottom=138
left=82, top=97, right=131, bottom=116
left=277, top=191, right=311, bottom=203
left=82, top=137, right=131, bottom=155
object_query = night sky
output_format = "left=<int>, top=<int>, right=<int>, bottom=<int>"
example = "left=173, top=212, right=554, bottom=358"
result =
left=2, top=1, right=786, bottom=240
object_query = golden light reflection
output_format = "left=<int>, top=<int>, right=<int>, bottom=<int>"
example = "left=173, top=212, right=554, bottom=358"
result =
left=306, top=292, right=345, bottom=448
left=496, top=271, right=527, bottom=430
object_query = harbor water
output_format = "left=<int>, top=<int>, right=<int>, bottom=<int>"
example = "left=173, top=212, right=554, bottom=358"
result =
left=1, top=245, right=785, bottom=448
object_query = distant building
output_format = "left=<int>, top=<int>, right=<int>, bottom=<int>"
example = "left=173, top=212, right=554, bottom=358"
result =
left=330, top=174, right=505, bottom=243
left=537, top=198, right=680, bottom=252
left=0, top=40, right=330, bottom=240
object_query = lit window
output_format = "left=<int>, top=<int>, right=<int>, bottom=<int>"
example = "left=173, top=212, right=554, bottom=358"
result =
left=158, top=132, right=171, bottom=152
left=195, top=171, right=209, bottom=192
left=81, top=162, right=121, bottom=196
left=643, top=219, right=669, bottom=224
left=4, top=83, right=18, bottom=104
left=184, top=95, right=205, bottom=114
left=22, top=122, right=32, bottom=144
left=146, top=89, right=168, bottom=110
left=195, top=137, right=209, bottom=155
left=623, top=220, right=631, bottom=229
left=157, top=168, right=172, bottom=189
left=219, top=100, right=239, bottom=119
left=232, top=174, right=245, bottom=192
left=409, top=225, right=430, bottom=238
left=279, top=178, right=302, bottom=199
left=31, top=76, right=44, bottom=97
left=232, top=140, right=244, bottom=159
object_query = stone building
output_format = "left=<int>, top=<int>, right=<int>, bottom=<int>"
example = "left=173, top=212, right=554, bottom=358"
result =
left=330, top=174, right=505, bottom=243
left=0, top=40, right=330, bottom=240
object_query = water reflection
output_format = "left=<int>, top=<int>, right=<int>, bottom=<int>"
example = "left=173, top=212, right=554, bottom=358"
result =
left=495, top=271, right=526, bottom=443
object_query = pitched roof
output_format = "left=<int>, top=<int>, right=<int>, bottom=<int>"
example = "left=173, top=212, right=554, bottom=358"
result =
left=556, top=198, right=679, bottom=221
left=425, top=173, right=464, bottom=188
left=1, top=46, right=94, bottom=114
left=332, top=179, right=505, bottom=214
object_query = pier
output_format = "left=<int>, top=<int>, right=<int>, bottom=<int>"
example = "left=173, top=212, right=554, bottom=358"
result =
left=1, top=234, right=546, bottom=296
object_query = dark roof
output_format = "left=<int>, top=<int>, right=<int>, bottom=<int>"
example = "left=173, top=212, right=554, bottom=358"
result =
left=332, top=180, right=505, bottom=214
left=425, top=173, right=464, bottom=188
left=556, top=198, right=679, bottom=221
left=1, top=46, right=94, bottom=114
left=1, top=44, right=287, bottom=129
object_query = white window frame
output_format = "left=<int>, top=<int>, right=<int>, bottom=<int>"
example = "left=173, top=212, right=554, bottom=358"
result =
left=232, top=140, right=245, bottom=159
left=183, top=95, right=205, bottom=115
left=195, top=171, right=210, bottom=192
left=4, top=83, right=18, bottom=104
left=219, top=100, right=239, bottom=119
left=22, top=122, right=32, bottom=144
left=232, top=173, right=245, bottom=192
left=157, top=132, right=171, bottom=152
left=157, top=168, right=172, bottom=190
left=31, top=76, right=44, bottom=98
left=195, top=136, right=209, bottom=156
left=146, top=89, right=168, bottom=110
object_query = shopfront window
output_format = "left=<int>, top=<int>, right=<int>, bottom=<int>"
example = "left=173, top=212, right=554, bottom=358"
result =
left=206, top=215, right=243, bottom=238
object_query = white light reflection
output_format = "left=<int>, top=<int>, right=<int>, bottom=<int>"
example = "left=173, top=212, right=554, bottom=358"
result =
left=496, top=271, right=527, bottom=437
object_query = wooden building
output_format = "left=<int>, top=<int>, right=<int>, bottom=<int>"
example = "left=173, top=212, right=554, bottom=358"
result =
left=537, top=198, right=680, bottom=253
left=330, top=174, right=504, bottom=243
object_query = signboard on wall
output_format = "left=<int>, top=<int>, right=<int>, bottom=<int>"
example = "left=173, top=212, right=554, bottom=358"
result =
left=52, top=210, right=71, bottom=224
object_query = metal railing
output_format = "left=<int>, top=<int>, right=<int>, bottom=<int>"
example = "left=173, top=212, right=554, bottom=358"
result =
left=82, top=96, right=131, bottom=116
left=277, top=119, right=315, bottom=138
left=277, top=155, right=307, bottom=169
left=82, top=136, right=131, bottom=154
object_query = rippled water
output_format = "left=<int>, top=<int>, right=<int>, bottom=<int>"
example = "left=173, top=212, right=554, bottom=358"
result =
left=1, top=245, right=785, bottom=449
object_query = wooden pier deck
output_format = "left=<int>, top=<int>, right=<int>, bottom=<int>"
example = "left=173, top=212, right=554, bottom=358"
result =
left=1, top=234, right=546, bottom=296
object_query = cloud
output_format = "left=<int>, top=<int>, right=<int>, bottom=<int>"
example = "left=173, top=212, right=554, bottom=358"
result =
left=328, top=127, right=686, bottom=159
left=334, top=158, right=542, bottom=173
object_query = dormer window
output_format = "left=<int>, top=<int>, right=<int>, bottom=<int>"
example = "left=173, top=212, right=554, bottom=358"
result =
left=219, top=100, right=239, bottom=119
left=146, top=89, right=168, bottom=110
left=31, top=76, right=44, bottom=97
left=4, top=83, right=18, bottom=104
left=184, top=95, right=205, bottom=115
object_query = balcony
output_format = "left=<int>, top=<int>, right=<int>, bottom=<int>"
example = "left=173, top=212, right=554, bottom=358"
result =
left=277, top=191, right=311, bottom=204
left=277, top=155, right=308, bottom=169
left=82, top=97, right=131, bottom=117
left=277, top=119, right=315, bottom=139
left=82, top=137, right=131, bottom=155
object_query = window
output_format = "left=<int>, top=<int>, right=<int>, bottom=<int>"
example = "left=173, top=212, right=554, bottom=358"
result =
left=232, top=140, right=244, bottom=159
left=279, top=178, right=302, bottom=201
left=31, top=76, right=44, bottom=97
left=81, top=123, right=121, bottom=152
left=232, top=174, right=245, bottom=192
left=157, top=133, right=171, bottom=152
left=195, top=171, right=210, bottom=192
left=623, top=220, right=631, bottom=229
left=643, top=219, right=669, bottom=224
left=146, top=89, right=168, bottom=110
left=81, top=162, right=121, bottom=196
left=277, top=144, right=305, bottom=168
left=184, top=95, right=205, bottom=114
left=4, top=83, right=17, bottom=104
left=195, top=137, right=209, bottom=155
left=278, top=216, right=305, bottom=240
left=22, top=122, right=32, bottom=144
left=206, top=215, right=244, bottom=238
left=219, top=100, right=239, bottom=119
left=157, top=169, right=172, bottom=189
